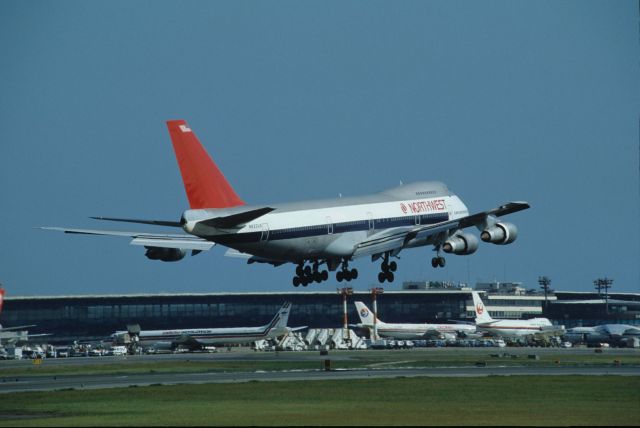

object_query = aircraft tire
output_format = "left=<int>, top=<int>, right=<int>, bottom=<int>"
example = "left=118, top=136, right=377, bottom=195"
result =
left=431, top=257, right=438, bottom=268
left=438, top=257, right=446, bottom=268
left=389, top=261, right=397, bottom=272
left=386, top=271, right=395, bottom=282
left=337, top=271, right=344, bottom=282
left=296, top=265, right=304, bottom=276
left=378, top=272, right=386, bottom=283
left=351, top=269, right=358, bottom=279
left=321, top=270, right=329, bottom=281
left=293, top=277, right=300, bottom=287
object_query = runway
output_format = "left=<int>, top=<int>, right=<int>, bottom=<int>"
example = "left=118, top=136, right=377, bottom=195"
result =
left=1, top=347, right=639, bottom=394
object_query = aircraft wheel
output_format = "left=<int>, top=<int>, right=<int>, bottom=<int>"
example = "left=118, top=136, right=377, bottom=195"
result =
left=378, top=272, right=386, bottom=283
left=351, top=269, right=358, bottom=280
left=386, top=271, right=395, bottom=282
left=313, top=272, right=322, bottom=283
left=438, top=257, right=446, bottom=268
left=389, top=261, right=397, bottom=272
left=292, top=277, right=300, bottom=287
left=343, top=270, right=352, bottom=281
left=296, top=265, right=304, bottom=276
left=304, top=265, right=312, bottom=276
left=336, top=271, right=344, bottom=282
left=431, top=257, right=439, bottom=268
left=321, top=270, right=329, bottom=281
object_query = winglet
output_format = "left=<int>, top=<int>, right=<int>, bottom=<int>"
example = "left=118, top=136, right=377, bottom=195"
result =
left=167, top=120, right=245, bottom=209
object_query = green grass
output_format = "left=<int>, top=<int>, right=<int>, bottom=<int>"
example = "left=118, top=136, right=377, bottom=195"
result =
left=0, top=376, right=638, bottom=426
left=2, top=349, right=638, bottom=377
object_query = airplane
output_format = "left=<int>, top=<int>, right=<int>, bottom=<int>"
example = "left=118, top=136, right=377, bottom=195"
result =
left=354, top=301, right=477, bottom=340
left=564, top=324, right=640, bottom=347
left=111, top=302, right=301, bottom=350
left=42, top=120, right=530, bottom=287
left=470, top=291, right=564, bottom=338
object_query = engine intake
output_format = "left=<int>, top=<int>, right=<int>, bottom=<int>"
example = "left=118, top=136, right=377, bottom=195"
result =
left=144, top=247, right=187, bottom=262
left=481, top=222, right=518, bottom=245
left=442, top=233, right=479, bottom=255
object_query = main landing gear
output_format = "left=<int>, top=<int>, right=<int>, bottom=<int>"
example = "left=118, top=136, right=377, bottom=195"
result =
left=292, top=261, right=329, bottom=287
left=336, top=259, right=358, bottom=282
left=378, top=253, right=397, bottom=283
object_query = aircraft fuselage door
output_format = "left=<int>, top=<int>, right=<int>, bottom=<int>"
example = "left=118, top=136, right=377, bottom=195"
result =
left=367, top=212, right=374, bottom=231
left=260, top=223, right=269, bottom=242
left=326, top=216, right=334, bottom=235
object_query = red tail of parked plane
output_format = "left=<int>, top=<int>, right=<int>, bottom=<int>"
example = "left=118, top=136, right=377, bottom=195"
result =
left=167, top=120, right=244, bottom=209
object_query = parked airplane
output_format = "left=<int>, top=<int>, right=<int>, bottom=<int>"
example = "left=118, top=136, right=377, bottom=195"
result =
left=564, top=324, right=640, bottom=347
left=112, top=302, right=300, bottom=350
left=43, top=120, right=530, bottom=287
left=471, top=291, right=564, bottom=338
left=354, top=301, right=477, bottom=340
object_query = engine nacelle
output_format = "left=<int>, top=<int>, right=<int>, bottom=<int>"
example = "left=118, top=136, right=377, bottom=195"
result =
left=144, top=247, right=187, bottom=262
left=442, top=233, right=479, bottom=255
left=481, top=222, right=518, bottom=245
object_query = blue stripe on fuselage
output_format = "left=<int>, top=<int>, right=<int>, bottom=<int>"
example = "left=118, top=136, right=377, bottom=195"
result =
left=212, top=213, right=449, bottom=245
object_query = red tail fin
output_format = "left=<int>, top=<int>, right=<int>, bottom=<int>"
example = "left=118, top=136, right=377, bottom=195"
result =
left=167, top=120, right=245, bottom=209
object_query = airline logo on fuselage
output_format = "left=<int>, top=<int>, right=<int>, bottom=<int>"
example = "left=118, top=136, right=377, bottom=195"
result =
left=179, top=124, right=192, bottom=133
left=401, top=199, right=446, bottom=214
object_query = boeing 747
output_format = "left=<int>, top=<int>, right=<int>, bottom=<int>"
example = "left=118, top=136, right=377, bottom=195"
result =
left=43, top=120, right=530, bottom=286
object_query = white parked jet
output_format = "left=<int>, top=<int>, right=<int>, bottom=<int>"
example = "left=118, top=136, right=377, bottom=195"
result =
left=354, top=301, right=476, bottom=340
left=112, top=302, right=298, bottom=350
left=564, top=324, right=640, bottom=347
left=43, top=120, right=529, bottom=287
left=471, top=291, right=563, bottom=338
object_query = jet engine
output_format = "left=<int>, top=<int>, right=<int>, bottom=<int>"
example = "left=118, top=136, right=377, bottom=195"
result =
left=480, top=222, right=518, bottom=245
left=144, top=247, right=187, bottom=262
left=442, top=233, right=478, bottom=255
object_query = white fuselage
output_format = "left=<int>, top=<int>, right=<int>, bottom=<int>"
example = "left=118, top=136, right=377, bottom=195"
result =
left=182, top=182, right=470, bottom=263
left=367, top=321, right=477, bottom=340
left=476, top=318, right=554, bottom=338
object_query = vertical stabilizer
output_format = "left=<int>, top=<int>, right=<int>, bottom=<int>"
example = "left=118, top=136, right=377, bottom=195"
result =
left=471, top=292, right=493, bottom=324
left=354, top=301, right=383, bottom=326
left=264, top=302, right=292, bottom=338
left=167, top=120, right=245, bottom=209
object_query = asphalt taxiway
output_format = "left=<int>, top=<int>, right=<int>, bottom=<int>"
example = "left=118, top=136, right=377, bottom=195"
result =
left=1, top=347, right=638, bottom=394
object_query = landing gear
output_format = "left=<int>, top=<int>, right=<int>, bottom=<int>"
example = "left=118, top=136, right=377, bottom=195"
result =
left=431, top=247, right=446, bottom=268
left=378, top=253, right=397, bottom=283
left=292, top=261, right=329, bottom=287
left=336, top=259, right=358, bottom=282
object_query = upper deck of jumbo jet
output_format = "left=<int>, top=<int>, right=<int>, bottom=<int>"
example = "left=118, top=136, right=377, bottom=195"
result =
left=185, top=181, right=452, bottom=219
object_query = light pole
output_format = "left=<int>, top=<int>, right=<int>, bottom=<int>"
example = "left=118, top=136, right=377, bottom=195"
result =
left=593, top=277, right=613, bottom=315
left=337, top=287, right=353, bottom=341
left=370, top=287, right=384, bottom=340
left=538, top=276, right=551, bottom=309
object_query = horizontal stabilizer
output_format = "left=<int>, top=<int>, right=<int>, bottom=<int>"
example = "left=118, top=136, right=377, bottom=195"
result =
left=201, top=207, right=275, bottom=228
left=90, top=217, right=183, bottom=227
left=40, top=227, right=214, bottom=251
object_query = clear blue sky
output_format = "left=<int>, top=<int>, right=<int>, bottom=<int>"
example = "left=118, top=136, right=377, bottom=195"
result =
left=1, top=1, right=638, bottom=296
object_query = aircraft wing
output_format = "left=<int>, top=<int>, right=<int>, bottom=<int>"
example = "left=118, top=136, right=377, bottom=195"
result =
left=0, top=325, right=36, bottom=332
left=39, top=227, right=215, bottom=251
left=353, top=202, right=530, bottom=258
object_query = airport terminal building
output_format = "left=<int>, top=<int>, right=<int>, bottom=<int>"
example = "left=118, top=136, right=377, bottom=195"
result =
left=2, top=281, right=639, bottom=344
